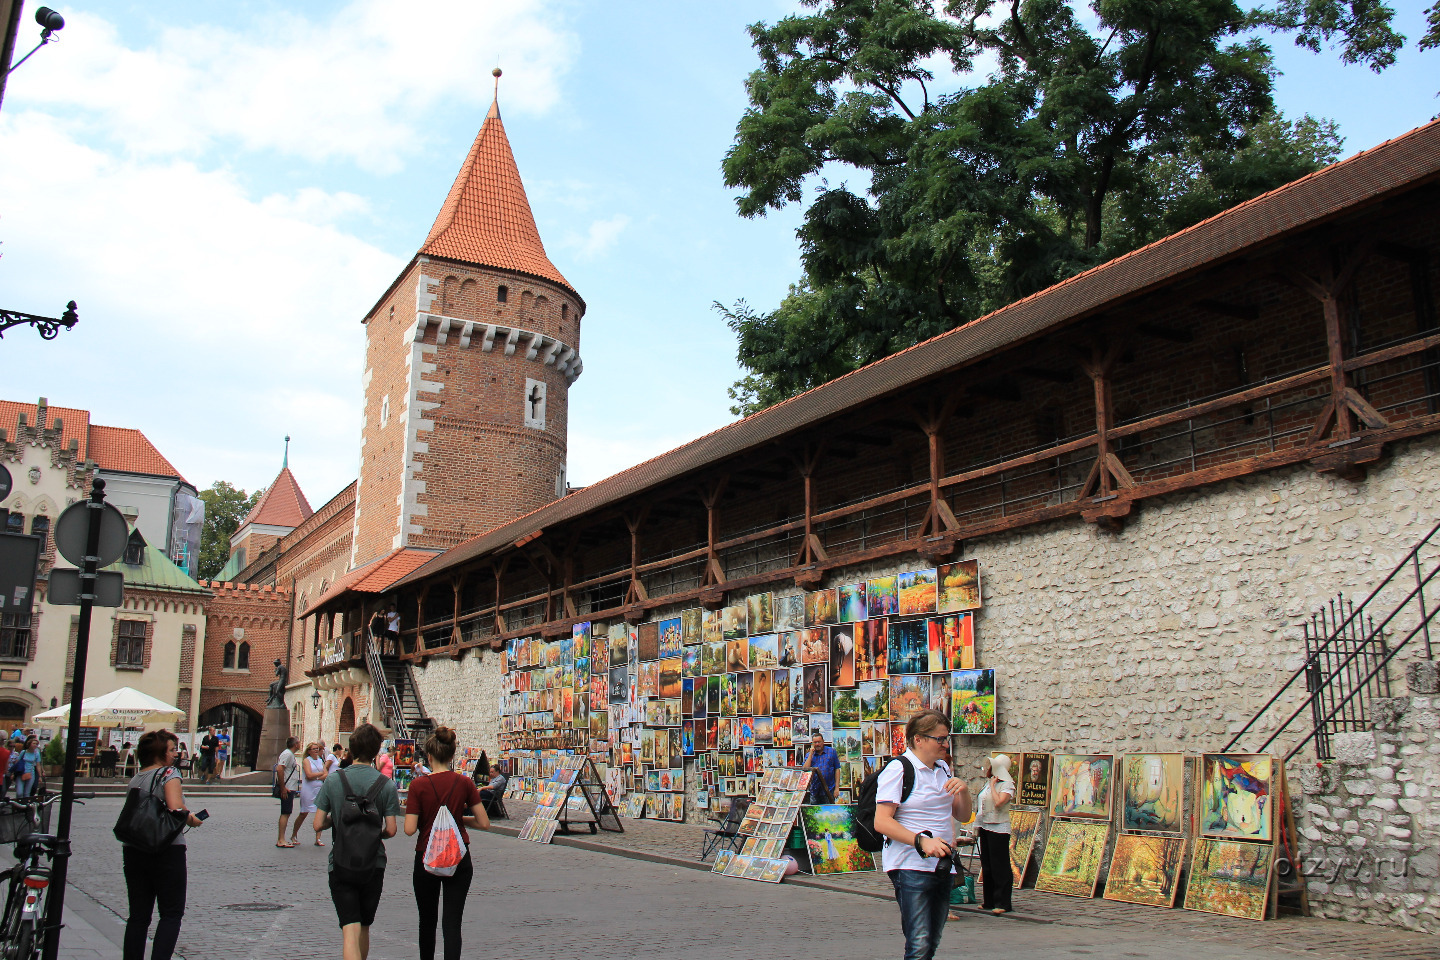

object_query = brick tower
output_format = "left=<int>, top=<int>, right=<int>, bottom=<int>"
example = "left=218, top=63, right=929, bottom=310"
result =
left=351, top=75, right=584, bottom=567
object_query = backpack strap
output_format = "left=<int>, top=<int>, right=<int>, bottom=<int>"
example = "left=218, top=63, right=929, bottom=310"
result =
left=337, top=768, right=354, bottom=798
left=364, top=771, right=388, bottom=804
left=898, top=756, right=915, bottom=804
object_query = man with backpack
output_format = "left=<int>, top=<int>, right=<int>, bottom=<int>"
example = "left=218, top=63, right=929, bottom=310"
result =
left=859, top=709, right=971, bottom=960
left=314, top=723, right=401, bottom=960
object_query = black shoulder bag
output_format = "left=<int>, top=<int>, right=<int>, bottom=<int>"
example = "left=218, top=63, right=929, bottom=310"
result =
left=113, top=766, right=188, bottom=854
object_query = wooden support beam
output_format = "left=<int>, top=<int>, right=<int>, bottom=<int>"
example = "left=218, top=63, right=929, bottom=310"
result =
left=793, top=443, right=828, bottom=581
left=1077, top=342, right=1129, bottom=520
left=623, top=506, right=650, bottom=614
left=492, top=557, right=509, bottom=635
left=699, top=476, right=729, bottom=601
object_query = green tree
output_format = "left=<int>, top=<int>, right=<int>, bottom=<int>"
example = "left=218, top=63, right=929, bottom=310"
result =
left=197, top=481, right=262, bottom=580
left=721, top=0, right=1405, bottom=416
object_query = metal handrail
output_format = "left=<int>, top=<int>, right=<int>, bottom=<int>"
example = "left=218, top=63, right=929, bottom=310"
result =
left=363, top=631, right=409, bottom=739
left=1225, top=519, right=1440, bottom=755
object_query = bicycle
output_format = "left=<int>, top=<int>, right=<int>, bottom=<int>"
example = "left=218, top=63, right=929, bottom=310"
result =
left=0, top=792, right=92, bottom=960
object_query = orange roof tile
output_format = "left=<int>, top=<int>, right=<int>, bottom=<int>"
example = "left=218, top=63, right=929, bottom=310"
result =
left=241, top=466, right=313, bottom=530
left=419, top=97, right=577, bottom=296
left=0, top=399, right=185, bottom=481
left=307, top=548, right=441, bottom=613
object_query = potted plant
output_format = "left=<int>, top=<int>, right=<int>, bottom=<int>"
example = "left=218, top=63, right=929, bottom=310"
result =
left=41, top=737, right=66, bottom=777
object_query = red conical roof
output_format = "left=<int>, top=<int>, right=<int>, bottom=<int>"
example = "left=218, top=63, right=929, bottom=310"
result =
left=420, top=97, right=576, bottom=296
left=241, top=467, right=313, bottom=530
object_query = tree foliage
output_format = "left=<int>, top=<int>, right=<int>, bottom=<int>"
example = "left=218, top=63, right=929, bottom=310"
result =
left=721, top=0, right=1406, bottom=416
left=198, top=481, right=262, bottom=580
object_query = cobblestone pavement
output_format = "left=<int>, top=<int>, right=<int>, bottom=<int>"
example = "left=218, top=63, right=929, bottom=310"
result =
left=50, top=798, right=1437, bottom=960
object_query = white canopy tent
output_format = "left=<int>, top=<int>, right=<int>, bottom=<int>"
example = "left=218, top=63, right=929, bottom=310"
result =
left=31, top=687, right=184, bottom=729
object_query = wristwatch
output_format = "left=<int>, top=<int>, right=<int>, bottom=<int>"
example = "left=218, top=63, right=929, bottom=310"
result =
left=913, top=830, right=933, bottom=856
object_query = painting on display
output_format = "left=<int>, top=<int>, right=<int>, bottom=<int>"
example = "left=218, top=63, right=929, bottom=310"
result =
left=749, top=633, right=780, bottom=671
left=926, top=673, right=951, bottom=718
left=608, top=666, right=628, bottom=704
left=1184, top=838, right=1274, bottom=921
left=833, top=726, right=861, bottom=762
left=805, top=588, right=839, bottom=627
left=706, top=605, right=747, bottom=643
left=1017, top=753, right=1051, bottom=808
left=866, top=576, right=899, bottom=618
left=658, top=618, right=683, bottom=657
left=889, top=722, right=907, bottom=757
left=854, top=619, right=888, bottom=681
left=950, top=669, right=995, bottom=734
left=776, top=630, right=799, bottom=668
left=1122, top=754, right=1185, bottom=833
left=811, top=712, right=834, bottom=743
left=937, top=559, right=982, bottom=613
left=790, top=670, right=807, bottom=713
left=608, top=623, right=628, bottom=667
left=747, top=593, right=775, bottom=634
left=838, top=582, right=867, bottom=623
left=829, top=623, right=856, bottom=687
left=659, top=658, right=683, bottom=699
left=802, top=664, right=828, bottom=712
left=800, top=627, right=830, bottom=665
left=774, top=594, right=805, bottom=631
left=1008, top=808, right=1042, bottom=880
left=726, top=636, right=750, bottom=673
left=888, top=675, right=926, bottom=725
left=1049, top=754, right=1115, bottom=820
left=737, top=671, right=754, bottom=714
left=831, top=688, right=860, bottom=726
left=1035, top=818, right=1110, bottom=898
left=1104, top=834, right=1186, bottom=908
left=681, top=608, right=704, bottom=645
left=752, top=670, right=772, bottom=715
left=702, top=639, right=726, bottom=675
left=706, top=674, right=721, bottom=714
left=1199, top=754, right=1273, bottom=842
left=799, top=805, right=878, bottom=874
left=857, top=679, right=888, bottom=722
left=637, top=621, right=660, bottom=662
left=897, top=569, right=938, bottom=616
left=887, top=619, right=928, bottom=675
left=931, top=613, right=974, bottom=671
left=681, top=646, right=700, bottom=679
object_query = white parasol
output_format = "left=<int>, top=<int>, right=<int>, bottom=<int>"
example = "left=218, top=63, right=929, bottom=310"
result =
left=30, top=687, right=184, bottom=728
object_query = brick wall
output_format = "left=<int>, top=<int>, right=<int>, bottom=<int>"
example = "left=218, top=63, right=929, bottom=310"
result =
left=199, top=581, right=291, bottom=719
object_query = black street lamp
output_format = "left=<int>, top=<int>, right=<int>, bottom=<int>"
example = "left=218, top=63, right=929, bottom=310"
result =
left=0, top=6, right=66, bottom=114
left=0, top=301, right=78, bottom=340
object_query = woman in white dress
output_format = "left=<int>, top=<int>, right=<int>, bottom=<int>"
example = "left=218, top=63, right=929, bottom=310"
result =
left=297, top=741, right=328, bottom=846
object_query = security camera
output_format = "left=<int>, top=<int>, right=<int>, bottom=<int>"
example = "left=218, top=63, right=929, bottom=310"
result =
left=35, top=7, right=65, bottom=35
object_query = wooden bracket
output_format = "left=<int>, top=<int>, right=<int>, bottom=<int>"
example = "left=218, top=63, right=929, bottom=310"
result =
left=700, top=476, right=729, bottom=589
left=623, top=506, right=650, bottom=606
left=793, top=444, right=828, bottom=568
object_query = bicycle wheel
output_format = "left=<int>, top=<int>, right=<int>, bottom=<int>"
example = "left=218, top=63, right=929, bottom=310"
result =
left=0, top=914, right=33, bottom=960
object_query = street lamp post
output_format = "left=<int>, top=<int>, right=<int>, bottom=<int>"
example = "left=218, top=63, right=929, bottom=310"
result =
left=0, top=301, right=78, bottom=340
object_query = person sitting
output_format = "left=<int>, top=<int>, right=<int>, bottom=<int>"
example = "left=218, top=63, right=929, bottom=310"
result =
left=99, top=744, right=120, bottom=778
left=473, top=755, right=508, bottom=816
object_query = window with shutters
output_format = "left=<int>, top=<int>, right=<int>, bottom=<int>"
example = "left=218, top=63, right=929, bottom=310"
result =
left=116, top=620, right=147, bottom=669
left=0, top=614, right=31, bottom=661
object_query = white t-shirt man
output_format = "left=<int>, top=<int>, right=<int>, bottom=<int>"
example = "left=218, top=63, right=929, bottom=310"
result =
left=276, top=747, right=301, bottom=791
left=875, top=749, right=957, bottom=872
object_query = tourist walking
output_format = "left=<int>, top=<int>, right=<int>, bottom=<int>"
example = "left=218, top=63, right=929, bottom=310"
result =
left=10, top=735, right=42, bottom=798
left=872, top=709, right=972, bottom=960
left=314, top=723, right=400, bottom=960
left=975, top=754, right=1015, bottom=914
left=120, top=729, right=205, bottom=960
left=198, top=727, right=219, bottom=784
left=274, top=736, right=301, bottom=848
left=403, top=726, right=489, bottom=960
left=298, top=741, right=328, bottom=846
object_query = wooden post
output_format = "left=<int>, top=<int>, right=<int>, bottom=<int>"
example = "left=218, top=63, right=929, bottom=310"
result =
left=1079, top=343, right=1134, bottom=530
left=794, top=444, right=827, bottom=585
left=699, top=476, right=729, bottom=605
left=623, top=506, right=650, bottom=616
left=492, top=558, right=508, bottom=635
left=450, top=573, right=463, bottom=650
left=915, top=397, right=960, bottom=559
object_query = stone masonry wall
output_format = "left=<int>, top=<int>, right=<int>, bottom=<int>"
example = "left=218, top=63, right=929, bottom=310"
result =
left=1290, top=660, right=1440, bottom=934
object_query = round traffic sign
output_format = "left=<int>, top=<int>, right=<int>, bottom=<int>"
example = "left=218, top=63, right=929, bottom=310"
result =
left=54, top=500, right=129, bottom=567
left=0, top=464, right=11, bottom=501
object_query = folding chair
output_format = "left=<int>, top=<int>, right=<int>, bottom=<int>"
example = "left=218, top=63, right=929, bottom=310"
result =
left=482, top=793, right=509, bottom=820
left=699, top=797, right=750, bottom=862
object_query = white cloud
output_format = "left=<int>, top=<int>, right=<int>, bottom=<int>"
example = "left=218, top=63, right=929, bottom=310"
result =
left=564, top=213, right=631, bottom=260
left=8, top=0, right=578, bottom=174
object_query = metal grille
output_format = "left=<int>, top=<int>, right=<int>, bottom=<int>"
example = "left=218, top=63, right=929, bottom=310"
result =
left=1303, top=594, right=1392, bottom=761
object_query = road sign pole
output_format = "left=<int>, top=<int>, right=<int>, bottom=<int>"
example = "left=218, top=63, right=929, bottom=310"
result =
left=41, top=478, right=106, bottom=960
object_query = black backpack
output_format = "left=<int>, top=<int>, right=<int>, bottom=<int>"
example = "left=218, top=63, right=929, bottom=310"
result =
left=853, top=756, right=914, bottom=852
left=331, top=769, right=390, bottom=883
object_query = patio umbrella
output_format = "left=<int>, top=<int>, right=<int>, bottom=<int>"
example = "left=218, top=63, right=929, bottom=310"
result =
left=31, top=686, right=184, bottom=728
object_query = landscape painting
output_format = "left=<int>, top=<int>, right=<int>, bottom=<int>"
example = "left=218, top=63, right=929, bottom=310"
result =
left=897, top=568, right=938, bottom=615
left=1104, top=834, right=1186, bottom=908
left=950, top=669, right=995, bottom=734
left=1122, top=753, right=1185, bottom=833
left=866, top=575, right=899, bottom=618
left=681, top=607, right=703, bottom=645
left=1035, top=818, right=1109, bottom=898
left=747, top=592, right=775, bottom=634
left=805, top=588, right=839, bottom=627
left=1049, top=754, right=1114, bottom=820
left=888, top=674, right=926, bottom=725
left=1008, top=808, right=1042, bottom=880
left=774, top=594, right=805, bottom=631
left=838, top=582, right=867, bottom=622
left=799, top=805, right=877, bottom=874
left=1184, top=838, right=1274, bottom=920
left=936, top=559, right=981, bottom=613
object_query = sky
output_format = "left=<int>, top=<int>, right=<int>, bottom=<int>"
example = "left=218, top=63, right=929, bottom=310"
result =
left=0, top=0, right=1437, bottom=510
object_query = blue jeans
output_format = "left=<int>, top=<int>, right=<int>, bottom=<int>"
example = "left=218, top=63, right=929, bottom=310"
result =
left=889, top=866, right=952, bottom=960
left=13, top=773, right=37, bottom=798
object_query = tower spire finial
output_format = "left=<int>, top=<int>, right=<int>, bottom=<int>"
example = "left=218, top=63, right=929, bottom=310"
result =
left=283, top=435, right=290, bottom=469
left=492, top=66, right=501, bottom=100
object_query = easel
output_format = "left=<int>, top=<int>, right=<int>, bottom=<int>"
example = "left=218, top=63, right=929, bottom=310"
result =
left=561, top=757, right=623, bottom=835
left=1268, top=763, right=1311, bottom=919
left=519, top=756, right=623, bottom=842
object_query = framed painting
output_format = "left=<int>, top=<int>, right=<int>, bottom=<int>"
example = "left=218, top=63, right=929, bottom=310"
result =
left=747, top=592, right=775, bottom=634
left=866, top=575, right=899, bottom=618
left=805, top=588, right=839, bottom=627
left=1035, top=818, right=1109, bottom=898
left=890, top=723, right=907, bottom=757
left=681, top=607, right=704, bottom=645
left=752, top=669, right=772, bottom=715
left=1008, top=808, right=1042, bottom=880
left=887, top=619, right=928, bottom=675
left=703, top=608, right=726, bottom=645
left=888, top=674, right=926, bottom=725
left=681, top=646, right=700, bottom=680
left=1121, top=753, right=1185, bottom=833
left=771, top=669, right=790, bottom=715
left=800, top=627, right=830, bottom=665
left=702, top=639, right=727, bottom=676
left=1199, top=754, right=1273, bottom=842
left=659, top=658, right=683, bottom=699
left=829, top=623, right=856, bottom=687
left=720, top=603, right=748, bottom=640
left=831, top=688, right=860, bottom=726
left=950, top=669, right=995, bottom=734
left=1183, top=838, right=1274, bottom=920
left=637, top=621, right=660, bottom=662
left=774, top=594, right=805, bottom=631
left=897, top=568, right=938, bottom=616
left=799, top=804, right=878, bottom=874
left=927, top=673, right=951, bottom=718
left=726, top=636, right=750, bottom=673
left=930, top=613, right=974, bottom=671
left=1049, top=754, right=1114, bottom=820
left=937, top=559, right=981, bottom=613
left=802, top=663, right=828, bottom=712
left=776, top=630, right=800, bottom=668
left=754, top=715, right=774, bottom=745
left=810, top=712, right=834, bottom=743
left=773, top=715, right=793, bottom=748
left=1104, top=834, right=1186, bottom=908
left=791, top=712, right=810, bottom=742
left=706, top=674, right=721, bottom=714
left=681, top=677, right=694, bottom=716
left=749, top=633, right=780, bottom=671
left=838, top=582, right=867, bottom=623
left=658, top=617, right=684, bottom=658
left=608, top=623, right=629, bottom=667
left=720, top=673, right=738, bottom=717
left=833, top=726, right=861, bottom=762
left=1017, top=753, right=1050, bottom=808
left=854, top=619, right=888, bottom=681
left=857, top=679, right=888, bottom=722
left=736, top=671, right=754, bottom=715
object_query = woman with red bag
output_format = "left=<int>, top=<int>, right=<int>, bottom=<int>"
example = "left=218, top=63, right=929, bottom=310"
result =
left=402, top=727, right=489, bottom=960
